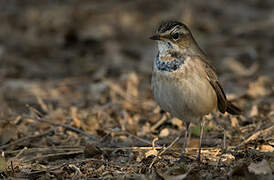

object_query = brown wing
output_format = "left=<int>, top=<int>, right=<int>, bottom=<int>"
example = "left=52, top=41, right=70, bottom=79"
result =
left=199, top=57, right=227, bottom=113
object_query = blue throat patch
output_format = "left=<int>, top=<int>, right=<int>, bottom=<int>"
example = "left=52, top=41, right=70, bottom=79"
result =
left=155, top=53, right=184, bottom=72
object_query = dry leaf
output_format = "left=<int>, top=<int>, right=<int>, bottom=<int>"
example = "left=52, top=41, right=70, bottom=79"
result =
left=124, top=72, right=139, bottom=97
left=231, top=116, right=239, bottom=128
left=86, top=113, right=100, bottom=133
left=249, top=105, right=258, bottom=117
left=84, top=144, right=103, bottom=158
left=257, top=144, right=274, bottom=152
left=70, top=106, right=82, bottom=128
left=171, top=118, right=183, bottom=129
left=159, top=128, right=169, bottom=137
left=247, top=76, right=272, bottom=97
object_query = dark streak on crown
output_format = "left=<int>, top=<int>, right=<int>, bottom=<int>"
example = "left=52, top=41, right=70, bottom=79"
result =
left=157, top=21, right=184, bottom=33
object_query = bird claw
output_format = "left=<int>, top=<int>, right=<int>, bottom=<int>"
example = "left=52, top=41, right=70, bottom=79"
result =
left=196, top=154, right=201, bottom=162
left=176, top=154, right=185, bottom=163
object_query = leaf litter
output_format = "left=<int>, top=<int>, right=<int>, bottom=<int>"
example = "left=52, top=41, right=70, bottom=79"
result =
left=0, top=0, right=273, bottom=179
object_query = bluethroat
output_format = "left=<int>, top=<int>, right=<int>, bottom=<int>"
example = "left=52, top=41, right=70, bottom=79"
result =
left=150, top=21, right=241, bottom=162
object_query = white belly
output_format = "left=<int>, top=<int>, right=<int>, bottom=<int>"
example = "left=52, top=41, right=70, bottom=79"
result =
left=152, top=63, right=217, bottom=123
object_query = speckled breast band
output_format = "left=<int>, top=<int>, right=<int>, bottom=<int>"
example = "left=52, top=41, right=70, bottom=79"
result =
left=155, top=53, right=185, bottom=72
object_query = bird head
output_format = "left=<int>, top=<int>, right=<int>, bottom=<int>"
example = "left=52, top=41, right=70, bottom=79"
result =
left=150, top=21, right=202, bottom=56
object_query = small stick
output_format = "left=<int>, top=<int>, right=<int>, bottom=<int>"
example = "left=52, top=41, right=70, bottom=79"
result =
left=149, top=136, right=181, bottom=168
left=15, top=147, right=28, bottom=159
left=4, top=146, right=225, bottom=156
left=27, top=105, right=44, bottom=117
left=4, top=147, right=84, bottom=155
left=23, top=116, right=97, bottom=141
left=124, top=131, right=155, bottom=146
left=11, top=161, right=14, bottom=174
left=68, top=164, right=83, bottom=176
left=0, top=129, right=55, bottom=150
left=223, top=129, right=226, bottom=152
left=74, top=158, right=140, bottom=168
left=23, top=150, right=83, bottom=163
left=150, top=114, right=167, bottom=132
left=237, top=124, right=274, bottom=147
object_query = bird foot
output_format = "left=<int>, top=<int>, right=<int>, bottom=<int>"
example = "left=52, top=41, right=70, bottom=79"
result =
left=195, top=154, right=201, bottom=162
left=176, top=154, right=185, bottom=163
left=175, top=153, right=192, bottom=163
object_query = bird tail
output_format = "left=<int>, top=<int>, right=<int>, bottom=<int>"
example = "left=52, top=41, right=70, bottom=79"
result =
left=226, top=101, right=241, bottom=115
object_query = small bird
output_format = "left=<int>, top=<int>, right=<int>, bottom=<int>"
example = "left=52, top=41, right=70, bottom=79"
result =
left=150, top=20, right=241, bottom=161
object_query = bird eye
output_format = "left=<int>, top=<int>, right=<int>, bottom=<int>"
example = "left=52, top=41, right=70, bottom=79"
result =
left=171, top=32, right=180, bottom=40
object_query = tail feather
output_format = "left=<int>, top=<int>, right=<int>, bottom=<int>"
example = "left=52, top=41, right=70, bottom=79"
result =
left=226, top=101, right=241, bottom=115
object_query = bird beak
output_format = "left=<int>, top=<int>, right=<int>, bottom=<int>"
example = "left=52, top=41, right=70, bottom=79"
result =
left=149, top=34, right=161, bottom=40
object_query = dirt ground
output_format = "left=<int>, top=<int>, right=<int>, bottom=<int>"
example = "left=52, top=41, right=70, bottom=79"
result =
left=0, top=0, right=273, bottom=179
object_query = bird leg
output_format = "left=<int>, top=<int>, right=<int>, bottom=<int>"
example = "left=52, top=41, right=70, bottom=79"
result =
left=196, top=119, right=205, bottom=162
left=178, top=122, right=190, bottom=161
left=223, top=129, right=227, bottom=153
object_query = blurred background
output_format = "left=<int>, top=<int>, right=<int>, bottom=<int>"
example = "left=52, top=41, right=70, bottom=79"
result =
left=0, top=0, right=273, bottom=178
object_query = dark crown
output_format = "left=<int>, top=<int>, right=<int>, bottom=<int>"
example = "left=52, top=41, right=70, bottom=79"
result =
left=156, top=20, right=184, bottom=33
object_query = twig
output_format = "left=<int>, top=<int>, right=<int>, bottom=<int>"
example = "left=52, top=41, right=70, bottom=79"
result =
left=11, top=161, right=14, bottom=174
left=237, top=124, right=274, bottom=147
left=23, top=116, right=97, bottom=141
left=4, top=146, right=83, bottom=156
left=4, top=146, right=227, bottom=156
left=149, top=136, right=181, bottom=168
left=103, top=146, right=224, bottom=153
left=223, top=129, right=226, bottom=152
left=124, top=131, right=155, bottom=146
left=26, top=105, right=44, bottom=117
left=36, top=96, right=49, bottom=113
left=102, top=129, right=155, bottom=146
left=24, top=157, right=140, bottom=177
left=68, top=164, right=83, bottom=176
left=15, top=147, right=28, bottom=159
left=150, top=114, right=167, bottom=132
left=73, top=158, right=140, bottom=168
left=0, top=129, right=55, bottom=150
left=23, top=150, right=83, bottom=163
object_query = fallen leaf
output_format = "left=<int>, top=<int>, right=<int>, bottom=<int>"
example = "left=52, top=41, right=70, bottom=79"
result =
left=84, top=144, right=103, bottom=158
left=249, top=105, right=258, bottom=117
left=159, top=128, right=169, bottom=137
left=70, top=106, right=82, bottom=128
left=256, top=144, right=274, bottom=152
left=171, top=118, right=183, bottom=129
left=231, top=116, right=239, bottom=128
left=247, top=76, right=272, bottom=97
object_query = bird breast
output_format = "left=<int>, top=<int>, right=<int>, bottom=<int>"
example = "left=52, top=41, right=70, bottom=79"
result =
left=152, top=57, right=217, bottom=123
left=155, top=53, right=185, bottom=72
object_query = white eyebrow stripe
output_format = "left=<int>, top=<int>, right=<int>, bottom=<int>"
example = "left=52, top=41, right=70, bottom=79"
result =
left=170, top=25, right=181, bottom=32
left=170, top=25, right=189, bottom=35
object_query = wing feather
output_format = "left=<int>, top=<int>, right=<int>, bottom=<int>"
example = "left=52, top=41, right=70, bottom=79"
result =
left=199, top=57, right=227, bottom=113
